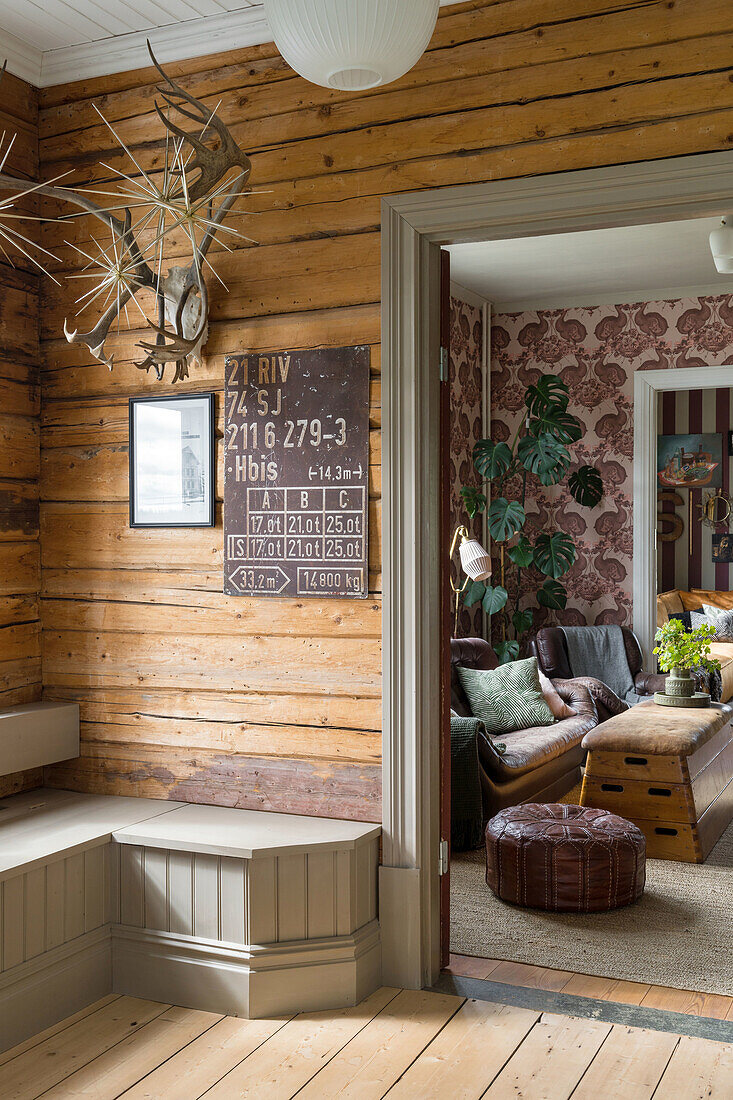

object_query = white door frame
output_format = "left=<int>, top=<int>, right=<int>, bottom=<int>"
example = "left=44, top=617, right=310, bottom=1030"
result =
left=380, top=151, right=733, bottom=990
left=634, top=365, right=733, bottom=669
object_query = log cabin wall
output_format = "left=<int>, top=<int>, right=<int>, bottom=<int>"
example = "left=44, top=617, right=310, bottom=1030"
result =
left=0, top=71, right=42, bottom=798
left=36, top=0, right=733, bottom=820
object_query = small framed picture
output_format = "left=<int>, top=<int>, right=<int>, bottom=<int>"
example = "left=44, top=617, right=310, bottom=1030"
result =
left=713, top=533, right=733, bottom=563
left=657, top=432, right=723, bottom=490
left=129, top=394, right=215, bottom=528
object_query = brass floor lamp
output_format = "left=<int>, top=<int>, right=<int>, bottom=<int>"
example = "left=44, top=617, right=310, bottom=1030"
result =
left=449, top=524, right=493, bottom=636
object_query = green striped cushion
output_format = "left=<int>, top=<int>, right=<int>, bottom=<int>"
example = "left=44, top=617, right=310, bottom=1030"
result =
left=457, top=657, right=555, bottom=734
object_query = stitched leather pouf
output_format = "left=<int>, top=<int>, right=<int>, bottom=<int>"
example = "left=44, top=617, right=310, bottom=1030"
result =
left=485, top=803, right=646, bottom=912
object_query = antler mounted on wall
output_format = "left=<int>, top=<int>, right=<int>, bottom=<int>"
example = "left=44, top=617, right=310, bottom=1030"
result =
left=0, top=46, right=253, bottom=382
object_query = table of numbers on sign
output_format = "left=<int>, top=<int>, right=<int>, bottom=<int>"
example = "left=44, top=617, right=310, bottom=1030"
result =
left=223, top=346, right=370, bottom=599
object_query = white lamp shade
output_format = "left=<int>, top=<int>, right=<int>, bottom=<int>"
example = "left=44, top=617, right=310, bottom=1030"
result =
left=262, top=0, right=439, bottom=91
left=709, top=217, right=733, bottom=274
left=459, top=538, right=492, bottom=582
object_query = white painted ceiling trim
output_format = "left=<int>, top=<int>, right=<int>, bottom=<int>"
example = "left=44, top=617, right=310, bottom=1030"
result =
left=40, top=7, right=271, bottom=88
left=492, top=280, right=733, bottom=314
left=1, top=27, right=43, bottom=87
left=0, top=0, right=465, bottom=89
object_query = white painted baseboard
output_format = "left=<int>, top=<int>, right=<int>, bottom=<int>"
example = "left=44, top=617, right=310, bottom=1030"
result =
left=112, top=920, right=381, bottom=1019
left=0, top=927, right=112, bottom=1053
left=379, top=865, right=422, bottom=987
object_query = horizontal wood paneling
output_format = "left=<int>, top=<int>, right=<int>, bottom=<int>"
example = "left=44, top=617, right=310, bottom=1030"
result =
left=0, top=74, right=41, bottom=719
left=44, top=685, right=381, bottom=735
left=38, top=0, right=733, bottom=818
left=0, top=767, right=44, bottom=799
left=47, top=743, right=382, bottom=821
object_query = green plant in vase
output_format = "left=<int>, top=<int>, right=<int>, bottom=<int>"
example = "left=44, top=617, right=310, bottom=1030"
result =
left=460, top=374, right=604, bottom=664
left=653, top=618, right=720, bottom=700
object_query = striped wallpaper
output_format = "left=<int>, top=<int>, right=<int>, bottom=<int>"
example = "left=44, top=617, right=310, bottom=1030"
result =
left=657, top=387, right=733, bottom=596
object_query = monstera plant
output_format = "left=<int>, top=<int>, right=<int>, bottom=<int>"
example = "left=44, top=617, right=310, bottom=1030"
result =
left=461, top=374, right=604, bottom=663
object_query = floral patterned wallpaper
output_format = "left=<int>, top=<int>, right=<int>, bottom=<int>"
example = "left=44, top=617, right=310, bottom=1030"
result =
left=449, top=295, right=484, bottom=637
left=491, top=294, right=733, bottom=632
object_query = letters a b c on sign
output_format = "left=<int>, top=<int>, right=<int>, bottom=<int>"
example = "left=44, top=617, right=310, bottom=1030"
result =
left=223, top=346, right=370, bottom=599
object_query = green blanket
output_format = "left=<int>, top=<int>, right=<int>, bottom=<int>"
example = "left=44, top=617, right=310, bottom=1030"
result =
left=450, top=715, right=488, bottom=851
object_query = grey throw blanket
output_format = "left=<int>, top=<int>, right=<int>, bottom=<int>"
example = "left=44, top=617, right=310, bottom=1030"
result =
left=560, top=625, right=642, bottom=705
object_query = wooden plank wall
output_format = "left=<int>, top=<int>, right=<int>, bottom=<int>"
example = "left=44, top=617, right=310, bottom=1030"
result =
left=0, top=70, right=42, bottom=798
left=35, top=0, right=733, bottom=820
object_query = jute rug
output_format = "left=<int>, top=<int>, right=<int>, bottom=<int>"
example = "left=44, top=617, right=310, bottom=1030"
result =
left=451, top=806, right=733, bottom=996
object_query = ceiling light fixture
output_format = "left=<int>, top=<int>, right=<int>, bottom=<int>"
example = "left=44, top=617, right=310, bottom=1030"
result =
left=262, top=0, right=439, bottom=91
left=709, top=215, right=733, bottom=274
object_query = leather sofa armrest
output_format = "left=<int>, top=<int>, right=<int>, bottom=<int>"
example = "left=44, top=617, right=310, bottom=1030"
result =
left=551, top=679, right=598, bottom=723
left=476, top=727, right=508, bottom=769
left=634, top=670, right=666, bottom=696
left=557, top=675, right=628, bottom=723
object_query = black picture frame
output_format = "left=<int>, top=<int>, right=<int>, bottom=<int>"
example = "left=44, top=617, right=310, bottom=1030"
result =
left=129, top=393, right=215, bottom=528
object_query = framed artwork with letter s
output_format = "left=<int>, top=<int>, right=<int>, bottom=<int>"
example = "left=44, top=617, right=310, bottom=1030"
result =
left=129, top=393, right=215, bottom=527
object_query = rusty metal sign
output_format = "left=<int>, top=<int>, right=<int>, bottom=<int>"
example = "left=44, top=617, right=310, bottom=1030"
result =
left=224, top=345, right=370, bottom=598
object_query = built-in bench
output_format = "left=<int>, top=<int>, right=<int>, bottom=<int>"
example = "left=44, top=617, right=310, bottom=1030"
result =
left=0, top=702, right=79, bottom=777
left=0, top=789, right=381, bottom=1053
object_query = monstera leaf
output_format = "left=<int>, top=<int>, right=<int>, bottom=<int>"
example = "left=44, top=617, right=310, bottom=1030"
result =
left=528, top=405, right=582, bottom=444
left=507, top=535, right=534, bottom=568
left=482, top=585, right=508, bottom=615
left=488, top=498, right=525, bottom=542
left=569, top=464, right=604, bottom=507
left=463, top=580, right=487, bottom=608
left=512, top=608, right=534, bottom=635
left=537, top=578, right=568, bottom=609
left=473, top=439, right=513, bottom=481
left=463, top=581, right=507, bottom=614
left=495, top=639, right=520, bottom=664
left=460, top=486, right=487, bottom=518
left=517, top=433, right=570, bottom=485
left=524, top=374, right=569, bottom=414
left=533, top=532, right=576, bottom=578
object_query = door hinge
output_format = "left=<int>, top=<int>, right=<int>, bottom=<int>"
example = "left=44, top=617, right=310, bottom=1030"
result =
left=439, top=346, right=449, bottom=382
left=438, top=838, right=449, bottom=876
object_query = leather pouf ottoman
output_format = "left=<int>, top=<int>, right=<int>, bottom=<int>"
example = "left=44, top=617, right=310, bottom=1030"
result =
left=485, top=803, right=646, bottom=912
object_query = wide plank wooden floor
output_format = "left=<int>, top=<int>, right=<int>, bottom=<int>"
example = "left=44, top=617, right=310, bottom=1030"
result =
left=449, top=955, right=733, bottom=1020
left=2, top=988, right=732, bottom=1099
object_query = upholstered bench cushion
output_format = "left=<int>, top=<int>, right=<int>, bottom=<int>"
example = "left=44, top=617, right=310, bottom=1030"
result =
left=485, top=803, right=646, bottom=912
left=582, top=700, right=733, bottom=757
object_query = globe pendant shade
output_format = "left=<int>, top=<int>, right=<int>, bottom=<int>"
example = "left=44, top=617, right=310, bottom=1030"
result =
left=262, top=0, right=440, bottom=91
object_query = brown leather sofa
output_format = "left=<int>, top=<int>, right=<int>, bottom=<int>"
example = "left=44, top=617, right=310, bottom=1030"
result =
left=528, top=626, right=666, bottom=722
left=451, top=637, right=598, bottom=817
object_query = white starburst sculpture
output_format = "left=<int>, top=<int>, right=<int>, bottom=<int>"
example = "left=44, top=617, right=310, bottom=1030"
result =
left=0, top=48, right=254, bottom=382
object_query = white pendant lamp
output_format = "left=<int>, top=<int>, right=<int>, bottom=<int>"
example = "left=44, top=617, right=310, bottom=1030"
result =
left=459, top=536, right=493, bottom=582
left=262, top=0, right=440, bottom=91
left=710, top=215, right=733, bottom=275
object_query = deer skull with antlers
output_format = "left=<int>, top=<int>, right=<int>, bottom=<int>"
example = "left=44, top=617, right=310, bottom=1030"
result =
left=0, top=46, right=253, bottom=383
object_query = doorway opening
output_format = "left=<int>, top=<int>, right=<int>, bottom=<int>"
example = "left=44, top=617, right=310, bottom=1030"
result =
left=378, top=151, right=733, bottom=993
left=444, top=216, right=733, bottom=999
